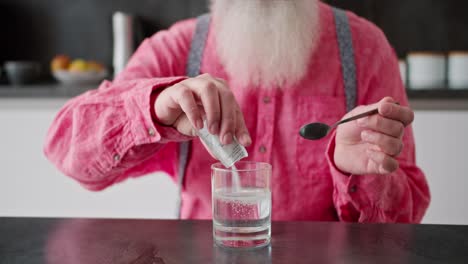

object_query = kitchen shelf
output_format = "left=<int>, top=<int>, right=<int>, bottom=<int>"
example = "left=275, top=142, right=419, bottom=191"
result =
left=0, top=84, right=95, bottom=98
left=407, top=89, right=468, bottom=99
left=406, top=89, right=468, bottom=110
left=1, top=84, right=467, bottom=111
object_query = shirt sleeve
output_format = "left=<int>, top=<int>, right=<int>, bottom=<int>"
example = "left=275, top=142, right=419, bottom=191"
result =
left=327, top=13, right=431, bottom=223
left=44, top=19, right=197, bottom=191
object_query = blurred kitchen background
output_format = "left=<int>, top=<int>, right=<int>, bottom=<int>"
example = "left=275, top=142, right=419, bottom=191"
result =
left=1, top=0, right=467, bottom=224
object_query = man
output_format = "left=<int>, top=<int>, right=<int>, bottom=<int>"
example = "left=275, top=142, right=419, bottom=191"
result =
left=44, top=0, right=430, bottom=222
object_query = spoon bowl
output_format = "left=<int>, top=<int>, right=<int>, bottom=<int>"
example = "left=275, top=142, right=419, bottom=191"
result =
left=300, top=123, right=331, bottom=140
left=299, top=108, right=379, bottom=140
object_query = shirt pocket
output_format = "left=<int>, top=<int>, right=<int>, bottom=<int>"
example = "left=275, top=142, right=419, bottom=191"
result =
left=295, top=95, right=347, bottom=181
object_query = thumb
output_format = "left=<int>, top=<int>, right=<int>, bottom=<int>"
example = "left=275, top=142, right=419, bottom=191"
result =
left=379, top=96, right=398, bottom=107
left=353, top=97, right=397, bottom=117
left=173, top=115, right=198, bottom=137
left=371, top=97, right=397, bottom=112
left=377, top=96, right=399, bottom=115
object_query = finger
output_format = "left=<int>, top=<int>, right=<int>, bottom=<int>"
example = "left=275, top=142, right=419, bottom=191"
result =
left=198, top=73, right=215, bottom=80
left=189, top=78, right=222, bottom=134
left=361, top=130, right=404, bottom=156
left=215, top=77, right=228, bottom=85
left=378, top=99, right=414, bottom=126
left=214, top=78, right=230, bottom=90
left=198, top=73, right=229, bottom=90
left=196, top=74, right=247, bottom=145
left=198, top=72, right=224, bottom=83
left=234, top=109, right=252, bottom=146
left=173, top=86, right=204, bottom=130
left=184, top=77, right=222, bottom=134
left=357, top=115, right=405, bottom=139
left=366, top=149, right=399, bottom=174
left=218, top=90, right=237, bottom=145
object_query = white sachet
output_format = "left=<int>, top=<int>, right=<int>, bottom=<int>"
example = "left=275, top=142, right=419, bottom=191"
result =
left=197, top=121, right=248, bottom=168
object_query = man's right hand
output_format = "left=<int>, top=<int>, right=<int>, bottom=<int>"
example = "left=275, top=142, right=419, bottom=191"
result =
left=154, top=74, right=252, bottom=146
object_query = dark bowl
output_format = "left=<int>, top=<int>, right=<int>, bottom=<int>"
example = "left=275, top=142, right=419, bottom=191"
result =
left=4, top=61, right=42, bottom=85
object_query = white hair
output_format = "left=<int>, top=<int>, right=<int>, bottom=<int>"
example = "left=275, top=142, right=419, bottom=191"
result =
left=211, top=0, right=320, bottom=88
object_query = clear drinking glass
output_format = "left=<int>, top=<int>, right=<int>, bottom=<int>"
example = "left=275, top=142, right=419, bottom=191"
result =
left=211, top=161, right=272, bottom=248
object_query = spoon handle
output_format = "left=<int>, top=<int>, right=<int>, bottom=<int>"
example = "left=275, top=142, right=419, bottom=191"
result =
left=333, top=108, right=379, bottom=128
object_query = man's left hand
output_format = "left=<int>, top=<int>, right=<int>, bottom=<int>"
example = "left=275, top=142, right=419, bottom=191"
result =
left=334, top=97, right=414, bottom=175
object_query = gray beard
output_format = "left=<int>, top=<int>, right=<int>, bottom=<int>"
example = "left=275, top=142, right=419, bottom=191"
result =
left=211, top=0, right=320, bottom=88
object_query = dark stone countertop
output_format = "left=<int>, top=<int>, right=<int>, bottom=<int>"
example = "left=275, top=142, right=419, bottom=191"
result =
left=1, top=217, right=468, bottom=264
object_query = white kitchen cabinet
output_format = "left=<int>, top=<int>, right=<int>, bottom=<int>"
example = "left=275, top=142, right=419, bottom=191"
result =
left=1, top=98, right=468, bottom=224
left=413, top=111, right=468, bottom=225
left=0, top=99, right=178, bottom=219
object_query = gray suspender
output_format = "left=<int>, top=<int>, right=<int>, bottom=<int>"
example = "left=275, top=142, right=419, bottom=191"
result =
left=176, top=14, right=211, bottom=218
left=186, top=14, right=211, bottom=77
left=333, top=8, right=358, bottom=112
left=176, top=9, right=357, bottom=218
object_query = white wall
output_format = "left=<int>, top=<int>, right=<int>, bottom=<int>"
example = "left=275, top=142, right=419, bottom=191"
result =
left=1, top=99, right=468, bottom=224
left=0, top=99, right=178, bottom=219
left=413, top=111, right=468, bottom=225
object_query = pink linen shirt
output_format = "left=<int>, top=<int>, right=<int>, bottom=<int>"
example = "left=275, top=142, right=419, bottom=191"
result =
left=44, top=3, right=430, bottom=222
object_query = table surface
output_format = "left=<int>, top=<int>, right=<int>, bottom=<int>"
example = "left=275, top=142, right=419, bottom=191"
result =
left=1, top=218, right=468, bottom=264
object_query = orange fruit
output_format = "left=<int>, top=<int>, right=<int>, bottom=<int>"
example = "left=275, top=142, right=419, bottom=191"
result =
left=51, top=55, right=71, bottom=72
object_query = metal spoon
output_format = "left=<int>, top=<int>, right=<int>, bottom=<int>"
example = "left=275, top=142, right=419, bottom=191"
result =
left=299, top=108, right=379, bottom=140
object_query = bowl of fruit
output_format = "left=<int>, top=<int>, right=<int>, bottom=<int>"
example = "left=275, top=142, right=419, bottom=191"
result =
left=51, top=55, right=108, bottom=85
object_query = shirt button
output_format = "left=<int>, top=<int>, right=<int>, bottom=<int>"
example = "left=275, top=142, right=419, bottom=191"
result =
left=349, top=185, right=358, bottom=193
left=148, top=128, right=156, bottom=137
left=113, top=154, right=121, bottom=161
left=263, top=96, right=271, bottom=104
left=259, top=145, right=267, bottom=153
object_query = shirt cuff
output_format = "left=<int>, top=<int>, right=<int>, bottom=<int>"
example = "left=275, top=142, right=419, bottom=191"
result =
left=326, top=131, right=391, bottom=209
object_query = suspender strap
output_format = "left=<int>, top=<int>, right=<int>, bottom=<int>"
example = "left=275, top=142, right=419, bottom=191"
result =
left=333, top=8, right=358, bottom=111
left=176, top=14, right=211, bottom=219
left=187, top=14, right=211, bottom=77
